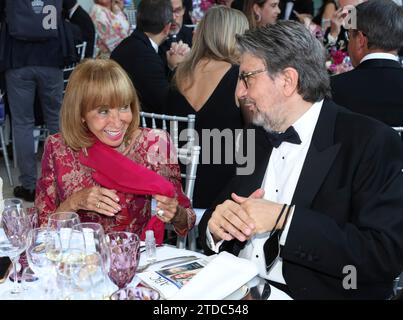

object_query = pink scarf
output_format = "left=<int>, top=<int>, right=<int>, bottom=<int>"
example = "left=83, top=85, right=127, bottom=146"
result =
left=79, top=139, right=175, bottom=244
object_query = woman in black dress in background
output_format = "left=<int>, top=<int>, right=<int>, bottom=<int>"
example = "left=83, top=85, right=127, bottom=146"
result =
left=167, top=6, right=249, bottom=209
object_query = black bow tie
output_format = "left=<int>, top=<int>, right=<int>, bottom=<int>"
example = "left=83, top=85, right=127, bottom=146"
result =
left=266, top=126, right=301, bottom=148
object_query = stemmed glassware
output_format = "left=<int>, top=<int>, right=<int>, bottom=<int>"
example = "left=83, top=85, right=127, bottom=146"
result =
left=107, top=232, right=140, bottom=290
left=65, top=223, right=111, bottom=299
left=25, top=227, right=62, bottom=298
left=12, top=206, right=39, bottom=282
left=47, top=212, right=80, bottom=251
left=0, top=198, right=32, bottom=297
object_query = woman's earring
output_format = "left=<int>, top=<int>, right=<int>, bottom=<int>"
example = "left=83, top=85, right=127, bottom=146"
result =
left=255, top=13, right=261, bottom=22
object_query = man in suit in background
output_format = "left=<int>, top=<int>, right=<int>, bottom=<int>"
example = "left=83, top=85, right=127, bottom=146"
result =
left=111, top=0, right=188, bottom=113
left=279, top=0, right=313, bottom=21
left=331, top=0, right=403, bottom=126
left=198, top=21, right=403, bottom=299
left=63, top=0, right=96, bottom=58
left=160, top=0, right=193, bottom=71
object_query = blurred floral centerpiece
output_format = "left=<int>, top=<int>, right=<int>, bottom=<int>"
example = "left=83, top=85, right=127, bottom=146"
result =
left=326, top=47, right=353, bottom=75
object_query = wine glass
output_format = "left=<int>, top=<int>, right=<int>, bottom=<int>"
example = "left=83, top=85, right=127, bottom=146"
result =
left=0, top=198, right=32, bottom=297
left=107, top=232, right=140, bottom=289
left=68, top=223, right=111, bottom=299
left=14, top=206, right=39, bottom=281
left=47, top=212, right=80, bottom=251
left=26, top=227, right=62, bottom=299
left=56, top=248, right=86, bottom=299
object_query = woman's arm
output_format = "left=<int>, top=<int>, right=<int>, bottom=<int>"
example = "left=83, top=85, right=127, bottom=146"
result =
left=35, top=137, right=59, bottom=226
left=146, top=129, right=196, bottom=236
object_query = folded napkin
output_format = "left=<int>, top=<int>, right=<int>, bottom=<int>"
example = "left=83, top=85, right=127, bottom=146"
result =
left=171, top=251, right=258, bottom=300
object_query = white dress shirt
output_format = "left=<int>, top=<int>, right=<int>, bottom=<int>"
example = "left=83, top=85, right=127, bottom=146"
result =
left=207, top=100, right=324, bottom=285
left=360, top=52, right=399, bottom=64
left=149, top=38, right=159, bottom=53
left=284, top=2, right=294, bottom=21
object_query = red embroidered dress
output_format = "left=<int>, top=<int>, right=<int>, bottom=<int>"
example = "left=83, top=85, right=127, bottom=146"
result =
left=35, top=128, right=195, bottom=237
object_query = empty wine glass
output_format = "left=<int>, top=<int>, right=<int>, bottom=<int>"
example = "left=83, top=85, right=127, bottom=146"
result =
left=26, top=227, right=62, bottom=299
left=107, top=232, right=140, bottom=289
left=14, top=206, right=39, bottom=281
left=47, top=212, right=80, bottom=251
left=0, top=198, right=32, bottom=297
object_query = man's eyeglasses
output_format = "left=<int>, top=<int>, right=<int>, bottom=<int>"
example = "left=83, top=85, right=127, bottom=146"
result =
left=173, top=7, right=184, bottom=16
left=238, top=68, right=267, bottom=89
left=345, top=29, right=366, bottom=42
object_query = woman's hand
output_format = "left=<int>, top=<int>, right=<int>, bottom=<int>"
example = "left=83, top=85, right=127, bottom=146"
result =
left=330, top=7, right=350, bottom=38
left=61, top=186, right=121, bottom=217
left=154, top=194, right=179, bottom=223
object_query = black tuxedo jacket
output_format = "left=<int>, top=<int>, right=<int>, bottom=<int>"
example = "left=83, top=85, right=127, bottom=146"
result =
left=69, top=6, right=95, bottom=58
left=199, top=100, right=403, bottom=299
left=279, top=0, right=314, bottom=21
left=111, top=29, right=169, bottom=113
left=331, top=59, right=403, bottom=126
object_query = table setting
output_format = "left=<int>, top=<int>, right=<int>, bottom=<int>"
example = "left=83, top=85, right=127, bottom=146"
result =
left=0, top=197, right=291, bottom=300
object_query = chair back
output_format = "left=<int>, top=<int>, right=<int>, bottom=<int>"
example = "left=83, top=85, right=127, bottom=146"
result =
left=139, top=112, right=200, bottom=249
left=63, top=41, right=87, bottom=92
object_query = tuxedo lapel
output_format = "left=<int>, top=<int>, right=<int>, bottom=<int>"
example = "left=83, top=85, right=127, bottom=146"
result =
left=292, top=100, right=341, bottom=207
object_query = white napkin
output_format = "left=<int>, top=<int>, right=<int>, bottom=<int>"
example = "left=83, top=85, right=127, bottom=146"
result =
left=171, top=251, right=258, bottom=300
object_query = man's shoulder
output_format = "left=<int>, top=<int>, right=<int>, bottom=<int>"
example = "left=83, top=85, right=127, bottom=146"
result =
left=333, top=101, right=399, bottom=141
left=330, top=68, right=359, bottom=88
left=111, top=31, right=155, bottom=61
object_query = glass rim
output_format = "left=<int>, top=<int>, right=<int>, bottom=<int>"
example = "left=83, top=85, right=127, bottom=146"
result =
left=48, top=212, right=79, bottom=221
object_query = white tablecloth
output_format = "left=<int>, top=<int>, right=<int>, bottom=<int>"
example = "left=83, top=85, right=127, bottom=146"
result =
left=0, top=245, right=291, bottom=300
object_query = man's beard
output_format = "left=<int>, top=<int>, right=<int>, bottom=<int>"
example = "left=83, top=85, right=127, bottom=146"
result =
left=242, top=98, right=285, bottom=133
left=170, top=23, right=180, bottom=36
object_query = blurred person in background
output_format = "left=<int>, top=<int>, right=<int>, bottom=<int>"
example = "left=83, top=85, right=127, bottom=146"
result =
left=243, top=0, right=281, bottom=29
left=90, top=0, right=130, bottom=58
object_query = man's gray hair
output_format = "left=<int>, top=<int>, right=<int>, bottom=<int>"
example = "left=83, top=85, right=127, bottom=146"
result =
left=356, top=0, right=403, bottom=51
left=236, top=20, right=331, bottom=103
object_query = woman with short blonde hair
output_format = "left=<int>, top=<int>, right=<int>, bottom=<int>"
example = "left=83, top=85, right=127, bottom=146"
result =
left=36, top=59, right=195, bottom=239
left=60, top=59, right=140, bottom=151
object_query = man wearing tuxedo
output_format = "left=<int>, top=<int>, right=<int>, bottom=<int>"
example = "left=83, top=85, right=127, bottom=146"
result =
left=331, top=0, right=403, bottom=126
left=160, top=0, right=193, bottom=72
left=111, top=0, right=187, bottom=113
left=198, top=21, right=403, bottom=299
left=279, top=0, right=313, bottom=21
